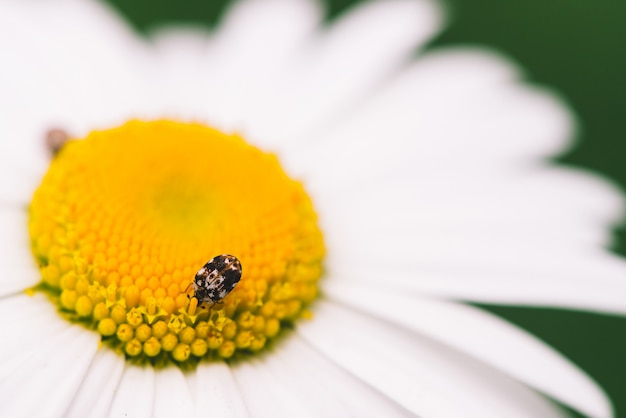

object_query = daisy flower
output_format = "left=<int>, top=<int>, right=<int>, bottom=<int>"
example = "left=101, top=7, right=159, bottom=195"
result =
left=0, top=0, right=624, bottom=417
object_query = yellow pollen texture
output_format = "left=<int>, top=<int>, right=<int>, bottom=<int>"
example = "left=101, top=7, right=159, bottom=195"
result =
left=29, top=120, right=324, bottom=367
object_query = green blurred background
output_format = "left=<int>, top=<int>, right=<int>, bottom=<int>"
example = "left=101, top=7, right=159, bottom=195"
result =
left=103, top=0, right=626, bottom=416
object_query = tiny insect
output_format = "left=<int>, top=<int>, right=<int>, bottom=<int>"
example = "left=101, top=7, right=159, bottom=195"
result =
left=192, top=254, right=242, bottom=305
left=45, top=128, right=70, bottom=156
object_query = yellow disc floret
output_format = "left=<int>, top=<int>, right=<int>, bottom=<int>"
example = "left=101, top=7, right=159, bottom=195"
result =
left=29, top=120, right=324, bottom=367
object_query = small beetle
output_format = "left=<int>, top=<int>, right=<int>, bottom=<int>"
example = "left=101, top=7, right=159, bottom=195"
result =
left=45, top=128, right=70, bottom=156
left=192, top=254, right=242, bottom=305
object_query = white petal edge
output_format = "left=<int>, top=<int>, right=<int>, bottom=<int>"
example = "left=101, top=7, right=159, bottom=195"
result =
left=154, top=367, right=195, bottom=418
left=109, top=365, right=155, bottom=418
left=282, top=47, right=571, bottom=182
left=192, top=362, right=250, bottom=418
left=0, top=207, right=39, bottom=296
left=240, top=335, right=414, bottom=417
left=0, top=151, right=46, bottom=208
left=0, top=78, right=50, bottom=206
left=231, top=360, right=309, bottom=417
left=0, top=325, right=99, bottom=418
left=314, top=167, right=623, bottom=246
left=0, top=295, right=70, bottom=380
left=324, top=281, right=612, bottom=418
left=176, top=0, right=323, bottom=133
left=244, top=0, right=443, bottom=147
left=298, top=300, right=564, bottom=418
left=4, top=0, right=152, bottom=135
left=328, top=248, right=626, bottom=315
left=65, top=349, right=125, bottom=418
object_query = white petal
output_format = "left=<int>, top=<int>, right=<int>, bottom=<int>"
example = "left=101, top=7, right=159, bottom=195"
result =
left=147, top=0, right=323, bottom=133
left=5, top=0, right=151, bottom=133
left=0, top=325, right=99, bottom=418
left=153, top=367, right=194, bottom=418
left=0, top=295, right=69, bottom=380
left=246, top=0, right=443, bottom=146
left=0, top=267, right=39, bottom=298
left=0, top=8, right=51, bottom=208
left=0, top=293, right=48, bottom=320
left=232, top=342, right=410, bottom=417
left=145, top=27, right=215, bottom=121
left=110, top=365, right=155, bottom=418
left=298, top=301, right=564, bottom=418
left=325, top=281, right=611, bottom=418
left=318, top=167, right=622, bottom=245
left=231, top=360, right=306, bottom=417
left=0, top=208, right=39, bottom=296
left=0, top=152, right=45, bottom=207
left=193, top=362, right=250, bottom=418
left=0, top=323, right=72, bottom=382
left=317, top=166, right=626, bottom=315
left=283, top=47, right=571, bottom=184
left=249, top=335, right=413, bottom=417
left=329, top=244, right=626, bottom=314
left=217, top=0, right=320, bottom=49
left=231, top=349, right=343, bottom=417
left=194, top=0, right=323, bottom=133
left=417, top=250, right=626, bottom=314
left=65, top=349, right=125, bottom=418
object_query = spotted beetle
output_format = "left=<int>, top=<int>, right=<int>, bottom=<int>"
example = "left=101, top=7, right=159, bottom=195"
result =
left=192, top=254, right=242, bottom=304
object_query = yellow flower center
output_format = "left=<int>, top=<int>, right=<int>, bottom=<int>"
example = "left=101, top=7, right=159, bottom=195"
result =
left=29, top=120, right=324, bottom=367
